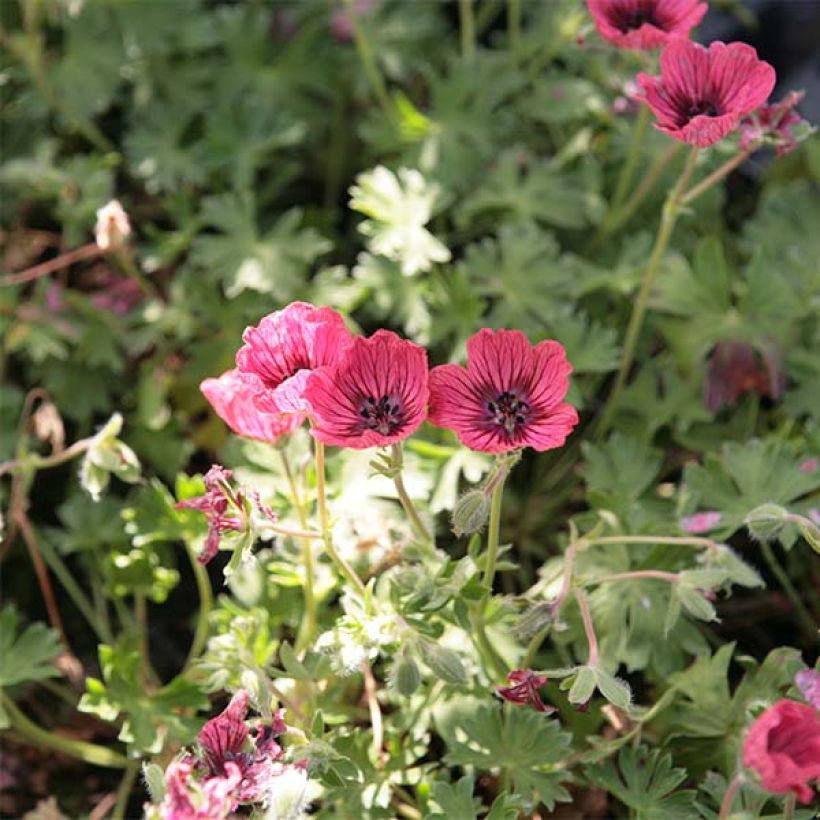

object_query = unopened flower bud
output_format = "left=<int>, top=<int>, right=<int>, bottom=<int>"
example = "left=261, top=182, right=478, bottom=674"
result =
left=745, top=503, right=789, bottom=543
left=452, top=490, right=491, bottom=536
left=95, top=199, right=131, bottom=251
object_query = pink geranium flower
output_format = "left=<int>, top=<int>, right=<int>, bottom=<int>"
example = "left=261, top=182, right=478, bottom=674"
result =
left=428, top=329, right=578, bottom=454
left=587, top=0, right=707, bottom=50
left=303, top=329, right=428, bottom=449
left=157, top=758, right=241, bottom=820
left=739, top=91, right=806, bottom=157
left=679, top=510, right=722, bottom=534
left=742, top=700, right=820, bottom=804
left=637, top=39, right=776, bottom=147
left=236, top=302, right=353, bottom=417
left=201, top=369, right=301, bottom=443
left=496, top=669, right=554, bottom=713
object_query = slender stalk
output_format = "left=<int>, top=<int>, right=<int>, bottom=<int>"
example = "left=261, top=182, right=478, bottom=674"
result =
left=584, top=534, right=720, bottom=551
left=592, top=570, right=679, bottom=584
left=361, top=660, right=384, bottom=763
left=342, top=0, right=394, bottom=122
left=597, top=146, right=700, bottom=436
left=459, top=0, right=476, bottom=62
left=314, top=440, right=367, bottom=598
left=182, top=542, right=213, bottom=671
left=134, top=592, right=150, bottom=684
left=507, top=0, right=521, bottom=52
left=0, top=436, right=92, bottom=477
left=611, top=104, right=650, bottom=209
left=759, top=541, right=817, bottom=642
left=390, top=444, right=433, bottom=544
left=784, top=793, right=796, bottom=820
left=522, top=626, right=550, bottom=670
left=482, top=466, right=508, bottom=591
left=282, top=450, right=317, bottom=654
left=470, top=608, right=509, bottom=682
left=113, top=762, right=140, bottom=820
left=575, top=589, right=599, bottom=667
left=0, top=242, right=100, bottom=287
left=718, top=774, right=744, bottom=820
left=1, top=693, right=129, bottom=768
left=680, top=149, right=752, bottom=207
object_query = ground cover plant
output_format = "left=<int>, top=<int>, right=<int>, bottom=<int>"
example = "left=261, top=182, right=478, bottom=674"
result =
left=1, top=0, right=819, bottom=817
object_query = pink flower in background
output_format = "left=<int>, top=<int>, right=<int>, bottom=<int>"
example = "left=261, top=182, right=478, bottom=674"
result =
left=796, top=669, right=820, bottom=710
left=94, top=199, right=131, bottom=251
left=739, top=91, right=806, bottom=156
left=587, top=0, right=707, bottom=50
left=704, top=341, right=783, bottom=412
left=304, top=329, right=428, bottom=449
left=90, top=276, right=144, bottom=315
left=800, top=458, right=818, bottom=474
left=237, top=302, right=353, bottom=418
left=679, top=511, right=722, bottom=534
left=428, top=329, right=578, bottom=454
left=637, top=39, right=776, bottom=147
left=330, top=0, right=375, bottom=42
left=742, top=700, right=820, bottom=804
left=201, top=369, right=300, bottom=443
left=496, top=669, right=554, bottom=713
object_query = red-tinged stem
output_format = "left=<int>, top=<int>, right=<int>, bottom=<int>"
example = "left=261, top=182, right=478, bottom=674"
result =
left=593, top=570, right=679, bottom=584
left=680, top=149, right=753, bottom=207
left=0, top=243, right=100, bottom=287
left=718, top=774, right=744, bottom=820
left=575, top=588, right=599, bottom=667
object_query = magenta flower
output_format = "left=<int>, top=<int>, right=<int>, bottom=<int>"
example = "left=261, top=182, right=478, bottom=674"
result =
left=176, top=466, right=276, bottom=565
left=637, top=39, right=776, bottom=147
left=303, top=329, right=429, bottom=449
left=236, top=302, right=353, bottom=417
left=704, top=341, right=783, bottom=412
left=496, top=669, right=554, bottom=713
left=157, top=758, right=241, bottom=820
left=739, top=91, right=806, bottom=157
left=796, top=669, right=820, bottom=711
left=428, top=329, right=578, bottom=454
left=679, top=511, right=722, bottom=534
left=587, top=0, right=707, bottom=50
left=201, top=369, right=300, bottom=443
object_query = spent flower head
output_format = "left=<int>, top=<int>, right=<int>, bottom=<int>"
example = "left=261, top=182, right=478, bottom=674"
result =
left=496, top=669, right=555, bottom=713
left=349, top=166, right=451, bottom=276
left=95, top=199, right=131, bottom=251
left=739, top=91, right=811, bottom=156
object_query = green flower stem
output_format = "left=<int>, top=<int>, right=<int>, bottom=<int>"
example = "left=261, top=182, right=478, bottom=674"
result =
left=1, top=693, right=129, bottom=769
left=314, top=439, right=367, bottom=599
left=282, top=450, right=318, bottom=654
left=482, top=464, right=508, bottom=591
left=611, top=104, right=650, bottom=209
left=718, top=773, right=744, bottom=820
left=759, top=540, right=817, bottom=643
left=470, top=604, right=509, bottom=682
left=390, top=444, right=433, bottom=545
left=507, top=0, right=521, bottom=52
left=679, top=148, right=753, bottom=207
left=0, top=435, right=92, bottom=477
left=113, top=761, right=140, bottom=820
left=182, top=541, right=212, bottom=671
left=343, top=0, right=394, bottom=123
left=574, top=588, right=599, bottom=667
left=592, top=569, right=679, bottom=584
left=459, top=0, right=476, bottom=62
left=597, top=145, right=700, bottom=437
left=584, top=534, right=720, bottom=551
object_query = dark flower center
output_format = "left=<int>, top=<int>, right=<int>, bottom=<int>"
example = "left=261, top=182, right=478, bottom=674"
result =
left=359, top=394, right=403, bottom=436
left=486, top=391, right=530, bottom=436
left=686, top=99, right=721, bottom=118
left=611, top=2, right=659, bottom=32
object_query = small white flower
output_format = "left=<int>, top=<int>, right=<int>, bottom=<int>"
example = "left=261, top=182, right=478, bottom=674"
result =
left=94, top=199, right=131, bottom=251
left=349, top=166, right=450, bottom=276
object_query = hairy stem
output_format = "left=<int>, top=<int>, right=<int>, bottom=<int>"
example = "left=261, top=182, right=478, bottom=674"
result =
left=390, top=444, right=433, bottom=544
left=680, top=149, right=752, bottom=207
left=113, top=762, right=140, bottom=820
left=718, top=773, right=744, bottom=820
left=575, top=588, right=599, bottom=667
left=592, top=570, right=679, bottom=584
left=482, top=465, right=508, bottom=591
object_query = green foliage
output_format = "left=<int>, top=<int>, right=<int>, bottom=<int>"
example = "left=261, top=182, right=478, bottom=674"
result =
left=0, top=607, right=62, bottom=691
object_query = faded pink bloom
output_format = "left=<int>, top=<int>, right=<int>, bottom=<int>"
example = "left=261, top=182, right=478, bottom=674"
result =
left=587, top=0, right=707, bottom=50
left=237, top=302, right=353, bottom=419
left=637, top=39, right=776, bottom=147
left=796, top=669, right=820, bottom=711
left=94, top=200, right=131, bottom=251
left=176, top=466, right=276, bottom=565
left=496, top=669, right=554, bottom=713
left=428, top=329, right=578, bottom=454
left=201, top=369, right=300, bottom=443
left=742, top=700, right=820, bottom=804
left=800, top=458, right=819, bottom=474
left=90, top=277, right=144, bottom=315
left=739, top=91, right=806, bottom=157
left=304, top=329, right=428, bottom=449
left=157, top=758, right=241, bottom=820
left=704, top=341, right=783, bottom=412
left=680, top=511, right=722, bottom=534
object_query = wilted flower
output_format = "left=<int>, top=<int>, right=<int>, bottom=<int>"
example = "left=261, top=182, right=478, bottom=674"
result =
left=796, top=669, right=820, bottom=710
left=349, top=166, right=451, bottom=276
left=739, top=91, right=808, bottom=156
left=95, top=199, right=131, bottom=251
left=679, top=511, right=722, bottom=534
left=587, top=0, right=707, bottom=50
left=704, top=341, right=784, bottom=412
left=637, top=39, right=776, bottom=147
left=742, top=699, right=820, bottom=804
left=201, top=369, right=301, bottom=443
left=496, top=669, right=554, bottom=713
left=304, top=329, right=429, bottom=449
left=176, top=466, right=276, bottom=565
left=428, top=329, right=578, bottom=454
left=237, top=302, right=353, bottom=418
